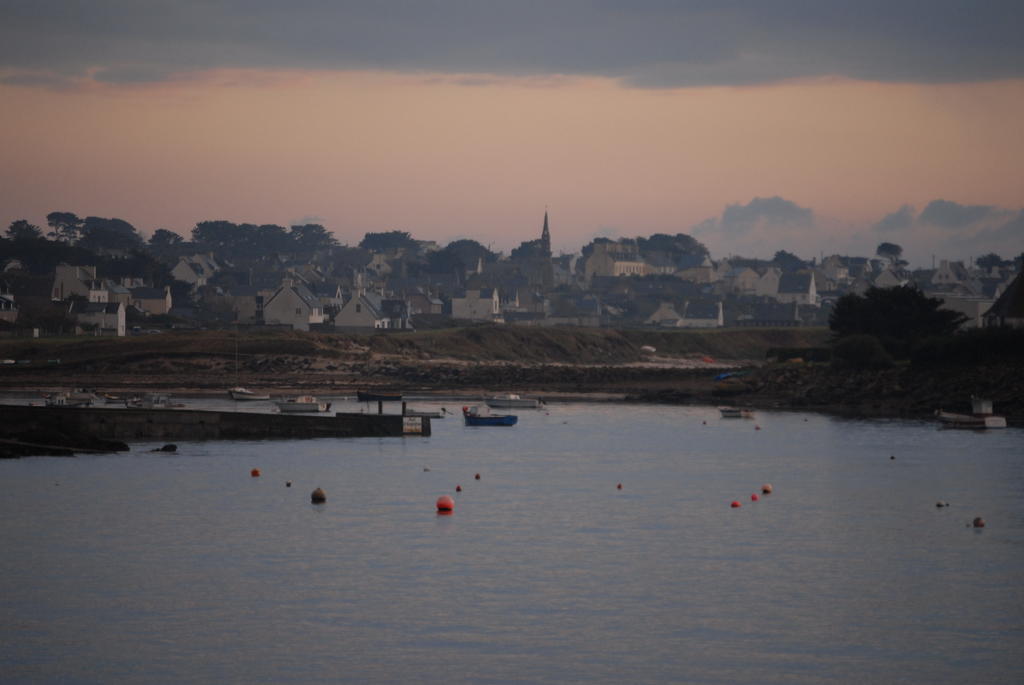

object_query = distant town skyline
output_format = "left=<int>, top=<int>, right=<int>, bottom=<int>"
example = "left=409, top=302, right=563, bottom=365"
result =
left=2, top=2, right=1022, bottom=268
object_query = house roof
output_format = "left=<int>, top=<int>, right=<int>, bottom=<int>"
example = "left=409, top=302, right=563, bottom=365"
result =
left=778, top=272, right=813, bottom=293
left=71, top=301, right=122, bottom=315
left=985, top=272, right=1024, bottom=319
left=683, top=300, right=720, bottom=319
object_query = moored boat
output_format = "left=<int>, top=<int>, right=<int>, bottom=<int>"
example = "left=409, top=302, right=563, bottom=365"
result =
left=463, top=405, right=517, bottom=426
left=44, top=389, right=97, bottom=407
left=229, top=387, right=271, bottom=401
left=276, top=395, right=332, bottom=413
left=937, top=395, right=1007, bottom=427
left=485, top=393, right=541, bottom=409
left=935, top=397, right=1006, bottom=429
left=719, top=406, right=755, bottom=419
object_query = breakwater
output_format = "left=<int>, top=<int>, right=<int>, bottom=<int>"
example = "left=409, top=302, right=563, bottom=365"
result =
left=0, top=404, right=430, bottom=442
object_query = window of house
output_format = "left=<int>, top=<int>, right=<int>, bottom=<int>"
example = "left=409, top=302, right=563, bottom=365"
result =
left=356, top=304, right=361, bottom=313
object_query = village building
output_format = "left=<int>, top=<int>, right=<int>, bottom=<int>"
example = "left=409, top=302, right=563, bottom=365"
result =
left=451, top=288, right=501, bottom=321
left=69, top=301, right=126, bottom=336
left=262, top=280, right=324, bottom=331
left=130, top=286, right=172, bottom=315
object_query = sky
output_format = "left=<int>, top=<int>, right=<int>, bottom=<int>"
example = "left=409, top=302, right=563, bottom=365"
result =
left=1, top=1, right=1023, bottom=268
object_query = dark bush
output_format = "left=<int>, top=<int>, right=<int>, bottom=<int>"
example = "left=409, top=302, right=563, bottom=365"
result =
left=912, top=327, right=1024, bottom=366
left=832, top=334, right=895, bottom=369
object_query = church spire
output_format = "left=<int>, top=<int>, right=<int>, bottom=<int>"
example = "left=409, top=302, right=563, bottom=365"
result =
left=540, top=209, right=551, bottom=257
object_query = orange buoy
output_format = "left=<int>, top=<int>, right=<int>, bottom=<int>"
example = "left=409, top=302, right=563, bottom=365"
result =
left=311, top=487, right=326, bottom=504
left=251, top=468, right=261, bottom=477
left=730, top=500, right=742, bottom=508
left=436, top=495, right=455, bottom=514
left=751, top=493, right=759, bottom=502
left=474, top=473, right=481, bottom=480
left=973, top=517, right=985, bottom=528
left=762, top=483, right=773, bottom=494
left=456, top=485, right=462, bottom=492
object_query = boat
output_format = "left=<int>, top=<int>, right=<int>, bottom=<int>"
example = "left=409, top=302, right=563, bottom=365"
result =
left=719, top=406, right=755, bottom=419
left=936, top=397, right=1006, bottom=429
left=357, top=390, right=403, bottom=402
left=228, top=386, right=271, bottom=401
left=44, top=389, right=97, bottom=407
left=275, top=395, right=332, bottom=413
left=485, top=393, right=541, bottom=409
left=129, top=393, right=185, bottom=409
left=462, top=405, right=517, bottom=426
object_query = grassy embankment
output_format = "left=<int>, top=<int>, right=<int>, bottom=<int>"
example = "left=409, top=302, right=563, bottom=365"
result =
left=0, top=326, right=829, bottom=369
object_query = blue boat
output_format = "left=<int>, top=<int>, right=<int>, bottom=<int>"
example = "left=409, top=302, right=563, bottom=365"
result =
left=462, top=405, right=518, bottom=426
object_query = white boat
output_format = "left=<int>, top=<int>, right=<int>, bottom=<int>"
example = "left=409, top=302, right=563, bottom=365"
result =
left=229, top=386, right=271, bottom=401
left=719, top=406, right=755, bottom=419
left=275, top=395, right=332, bottom=413
left=936, top=397, right=1006, bottom=429
left=485, top=393, right=541, bottom=409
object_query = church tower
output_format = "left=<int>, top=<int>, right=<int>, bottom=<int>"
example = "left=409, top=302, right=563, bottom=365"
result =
left=540, top=210, right=551, bottom=258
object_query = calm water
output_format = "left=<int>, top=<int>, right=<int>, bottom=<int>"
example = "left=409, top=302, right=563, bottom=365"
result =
left=1, top=399, right=1022, bottom=684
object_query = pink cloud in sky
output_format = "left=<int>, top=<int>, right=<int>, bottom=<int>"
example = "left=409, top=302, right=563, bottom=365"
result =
left=1, top=69, right=1022, bottom=263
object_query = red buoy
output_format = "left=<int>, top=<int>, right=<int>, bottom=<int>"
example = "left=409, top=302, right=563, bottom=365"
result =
left=474, top=473, right=481, bottom=480
left=617, top=483, right=623, bottom=490
left=455, top=485, right=462, bottom=492
left=730, top=500, right=742, bottom=508
left=973, top=517, right=985, bottom=528
left=250, top=468, right=261, bottom=477
left=436, top=495, right=454, bottom=514
left=755, top=425, right=761, bottom=431
left=751, top=493, right=759, bottom=502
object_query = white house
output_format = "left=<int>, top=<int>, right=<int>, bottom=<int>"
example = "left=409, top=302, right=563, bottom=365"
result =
left=775, top=272, right=817, bottom=306
left=262, top=280, right=325, bottom=331
left=452, top=288, right=500, bottom=321
left=70, top=301, right=126, bottom=336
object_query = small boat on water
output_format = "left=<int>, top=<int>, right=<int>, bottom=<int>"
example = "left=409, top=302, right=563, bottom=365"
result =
left=463, top=405, right=517, bottom=426
left=485, top=393, right=541, bottom=409
left=936, top=397, right=1006, bottom=429
left=276, top=395, right=332, bottom=413
left=719, top=406, right=755, bottom=419
left=357, top=390, right=403, bottom=402
left=129, top=393, right=185, bottom=409
left=44, top=389, right=98, bottom=407
left=229, top=387, right=271, bottom=401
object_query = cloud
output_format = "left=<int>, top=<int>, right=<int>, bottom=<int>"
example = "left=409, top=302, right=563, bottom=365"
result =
left=719, top=196, right=814, bottom=236
left=873, top=205, right=914, bottom=232
left=918, top=199, right=998, bottom=229
left=2, top=1, right=1022, bottom=88
left=868, top=200, right=1024, bottom=265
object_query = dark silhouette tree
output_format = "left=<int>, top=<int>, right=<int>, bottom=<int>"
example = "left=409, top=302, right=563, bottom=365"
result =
left=772, top=250, right=805, bottom=272
left=289, top=223, right=337, bottom=251
left=77, top=217, right=145, bottom=252
left=426, top=239, right=496, bottom=275
left=46, top=211, right=82, bottom=243
left=359, top=230, right=417, bottom=253
left=149, top=228, right=185, bottom=248
left=6, top=220, right=43, bottom=241
left=975, top=252, right=1006, bottom=270
left=829, top=285, right=967, bottom=358
left=876, top=242, right=903, bottom=261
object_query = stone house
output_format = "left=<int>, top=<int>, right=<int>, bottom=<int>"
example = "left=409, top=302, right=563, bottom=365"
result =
left=451, top=288, right=500, bottom=321
left=262, top=281, right=325, bottom=331
left=69, top=301, right=126, bottom=336
left=775, top=272, right=817, bottom=306
left=130, top=286, right=172, bottom=315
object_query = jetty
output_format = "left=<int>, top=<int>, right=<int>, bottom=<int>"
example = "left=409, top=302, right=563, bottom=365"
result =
left=0, top=404, right=430, bottom=442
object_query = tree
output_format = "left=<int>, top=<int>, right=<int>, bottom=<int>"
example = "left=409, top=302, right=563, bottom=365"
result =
left=359, top=230, right=418, bottom=253
left=46, top=211, right=82, bottom=243
left=829, top=285, right=967, bottom=358
left=426, top=239, right=497, bottom=275
left=6, top=219, right=43, bottom=241
left=876, top=242, right=903, bottom=261
left=149, top=228, right=185, bottom=249
left=772, top=250, right=805, bottom=272
left=289, top=223, right=337, bottom=251
left=510, top=239, right=546, bottom=261
left=975, top=253, right=1005, bottom=270
left=635, top=233, right=709, bottom=260
left=77, top=216, right=145, bottom=252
